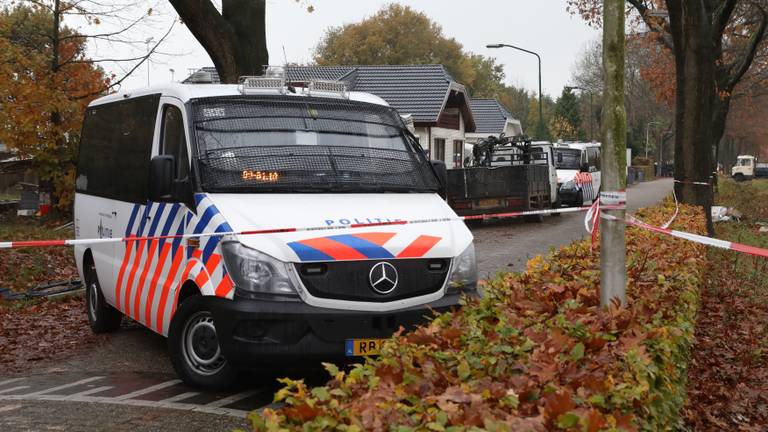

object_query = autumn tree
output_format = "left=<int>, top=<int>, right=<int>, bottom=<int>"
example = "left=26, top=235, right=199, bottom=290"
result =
left=569, top=0, right=768, bottom=234
left=496, top=86, right=532, bottom=132
left=553, top=87, right=582, bottom=140
left=526, top=95, right=555, bottom=140
left=314, top=4, right=505, bottom=97
left=0, top=4, right=108, bottom=209
left=571, top=37, right=672, bottom=156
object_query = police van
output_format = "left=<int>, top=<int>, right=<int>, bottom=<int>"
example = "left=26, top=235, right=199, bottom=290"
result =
left=74, top=72, right=477, bottom=388
left=553, top=142, right=601, bottom=206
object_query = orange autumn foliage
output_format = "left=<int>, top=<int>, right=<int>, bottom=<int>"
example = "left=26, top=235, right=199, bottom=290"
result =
left=0, top=9, right=109, bottom=210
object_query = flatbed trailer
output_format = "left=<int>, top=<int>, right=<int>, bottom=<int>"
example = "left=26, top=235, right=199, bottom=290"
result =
left=446, top=152, right=552, bottom=217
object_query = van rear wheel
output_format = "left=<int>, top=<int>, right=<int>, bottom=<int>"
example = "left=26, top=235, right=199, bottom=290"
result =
left=168, top=296, right=237, bottom=389
left=84, top=259, right=122, bottom=333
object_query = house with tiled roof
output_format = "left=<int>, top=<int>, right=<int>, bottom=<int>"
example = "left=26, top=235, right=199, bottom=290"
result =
left=466, top=98, right=523, bottom=145
left=184, top=64, right=477, bottom=168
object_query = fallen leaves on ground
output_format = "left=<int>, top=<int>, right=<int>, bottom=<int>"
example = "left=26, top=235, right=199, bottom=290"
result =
left=684, top=179, right=768, bottom=430
left=0, top=215, right=78, bottom=292
left=0, top=297, right=104, bottom=372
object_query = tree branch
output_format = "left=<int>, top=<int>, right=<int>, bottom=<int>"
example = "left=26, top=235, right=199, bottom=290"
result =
left=68, top=20, right=176, bottom=99
left=58, top=13, right=145, bottom=41
left=712, top=0, right=739, bottom=37
left=169, top=0, right=244, bottom=82
left=627, top=0, right=674, bottom=50
left=724, top=4, right=768, bottom=92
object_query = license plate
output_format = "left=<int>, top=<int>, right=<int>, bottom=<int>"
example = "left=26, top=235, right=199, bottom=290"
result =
left=345, top=338, right=385, bottom=356
left=477, top=198, right=501, bottom=208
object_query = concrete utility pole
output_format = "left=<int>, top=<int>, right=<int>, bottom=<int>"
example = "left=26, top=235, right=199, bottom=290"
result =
left=600, top=0, right=627, bottom=307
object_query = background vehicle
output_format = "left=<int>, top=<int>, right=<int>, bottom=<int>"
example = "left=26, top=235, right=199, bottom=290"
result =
left=74, top=74, right=477, bottom=389
left=446, top=135, right=552, bottom=221
left=731, top=155, right=768, bottom=181
left=554, top=142, right=601, bottom=206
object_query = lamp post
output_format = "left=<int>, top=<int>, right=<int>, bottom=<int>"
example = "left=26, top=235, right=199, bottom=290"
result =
left=565, top=85, right=593, bottom=141
left=487, top=43, right=543, bottom=139
left=645, top=121, right=664, bottom=158
left=144, top=37, right=154, bottom=87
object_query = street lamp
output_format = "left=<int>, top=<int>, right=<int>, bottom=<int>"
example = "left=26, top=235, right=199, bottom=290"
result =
left=565, top=85, right=594, bottom=142
left=487, top=43, right=543, bottom=139
left=645, top=121, right=664, bottom=158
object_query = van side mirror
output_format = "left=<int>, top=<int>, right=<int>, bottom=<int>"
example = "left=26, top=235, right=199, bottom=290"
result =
left=430, top=160, right=448, bottom=198
left=580, top=162, right=590, bottom=173
left=149, top=155, right=175, bottom=202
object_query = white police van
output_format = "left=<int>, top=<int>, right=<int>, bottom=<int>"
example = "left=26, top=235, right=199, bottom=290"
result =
left=554, top=142, right=601, bottom=206
left=73, top=72, right=477, bottom=388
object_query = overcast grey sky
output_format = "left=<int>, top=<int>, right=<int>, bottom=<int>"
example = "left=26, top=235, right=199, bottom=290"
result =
left=101, top=1, right=601, bottom=98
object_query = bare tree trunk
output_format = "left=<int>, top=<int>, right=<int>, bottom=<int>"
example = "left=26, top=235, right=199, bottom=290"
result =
left=600, top=0, right=627, bottom=307
left=169, top=0, right=268, bottom=83
left=666, top=0, right=716, bottom=234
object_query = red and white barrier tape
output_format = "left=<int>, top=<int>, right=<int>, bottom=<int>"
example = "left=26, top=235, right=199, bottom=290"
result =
left=0, top=205, right=594, bottom=249
left=588, top=200, right=768, bottom=259
left=674, top=179, right=712, bottom=187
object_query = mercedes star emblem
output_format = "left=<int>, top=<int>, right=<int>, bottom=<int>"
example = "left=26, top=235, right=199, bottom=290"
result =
left=368, top=262, right=398, bottom=294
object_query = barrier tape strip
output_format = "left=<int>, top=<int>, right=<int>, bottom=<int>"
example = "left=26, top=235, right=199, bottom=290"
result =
left=0, top=205, right=597, bottom=249
left=674, top=179, right=712, bottom=187
left=591, top=206, right=768, bottom=259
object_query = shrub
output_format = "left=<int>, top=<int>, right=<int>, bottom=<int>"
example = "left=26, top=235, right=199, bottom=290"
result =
left=251, top=202, right=706, bottom=431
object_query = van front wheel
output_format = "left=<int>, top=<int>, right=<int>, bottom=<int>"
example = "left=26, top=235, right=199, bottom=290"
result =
left=168, top=296, right=237, bottom=389
left=84, top=259, right=122, bottom=333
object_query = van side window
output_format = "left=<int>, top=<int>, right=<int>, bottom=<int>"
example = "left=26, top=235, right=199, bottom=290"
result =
left=76, top=94, right=160, bottom=202
left=161, top=105, right=189, bottom=180
left=587, top=148, right=600, bottom=170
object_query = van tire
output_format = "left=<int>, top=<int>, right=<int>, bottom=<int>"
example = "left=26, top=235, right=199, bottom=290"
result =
left=84, top=259, right=122, bottom=333
left=168, top=296, right=237, bottom=390
left=733, top=173, right=745, bottom=182
left=551, top=196, right=562, bottom=216
left=576, top=190, right=584, bottom=207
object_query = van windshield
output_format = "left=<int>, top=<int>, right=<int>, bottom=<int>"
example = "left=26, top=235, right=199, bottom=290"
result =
left=554, top=148, right=582, bottom=170
left=190, top=96, right=439, bottom=193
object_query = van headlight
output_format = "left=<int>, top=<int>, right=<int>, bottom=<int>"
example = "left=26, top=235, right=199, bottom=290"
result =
left=221, top=241, right=299, bottom=298
left=561, top=180, right=576, bottom=190
left=447, top=243, right=478, bottom=295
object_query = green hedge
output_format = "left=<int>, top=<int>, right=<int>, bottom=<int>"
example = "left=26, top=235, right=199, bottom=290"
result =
left=251, top=201, right=706, bottom=431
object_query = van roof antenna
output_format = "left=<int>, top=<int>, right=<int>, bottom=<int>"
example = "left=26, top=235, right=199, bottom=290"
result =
left=282, top=45, right=296, bottom=94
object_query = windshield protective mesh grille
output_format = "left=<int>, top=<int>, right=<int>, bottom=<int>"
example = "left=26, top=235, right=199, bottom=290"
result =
left=190, top=96, right=438, bottom=192
left=199, top=145, right=438, bottom=192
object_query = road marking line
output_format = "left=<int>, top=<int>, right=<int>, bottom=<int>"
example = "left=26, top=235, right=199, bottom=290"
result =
left=0, top=394, right=250, bottom=418
left=65, top=386, right=114, bottom=398
left=0, top=378, right=24, bottom=387
left=205, top=389, right=259, bottom=408
left=0, top=386, right=30, bottom=395
left=24, top=377, right=104, bottom=396
left=159, top=391, right=199, bottom=403
left=114, top=380, right=181, bottom=400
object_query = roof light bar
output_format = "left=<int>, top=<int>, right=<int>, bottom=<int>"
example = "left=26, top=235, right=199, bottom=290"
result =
left=308, top=80, right=348, bottom=98
left=238, top=75, right=286, bottom=95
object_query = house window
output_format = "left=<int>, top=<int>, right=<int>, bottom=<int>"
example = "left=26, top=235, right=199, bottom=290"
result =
left=453, top=140, right=464, bottom=168
left=434, top=138, right=446, bottom=162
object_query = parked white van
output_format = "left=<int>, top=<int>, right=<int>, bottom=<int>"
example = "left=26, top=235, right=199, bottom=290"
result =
left=73, top=74, right=477, bottom=388
left=553, top=142, right=602, bottom=206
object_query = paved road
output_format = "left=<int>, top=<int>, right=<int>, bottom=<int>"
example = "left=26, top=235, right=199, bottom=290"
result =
left=0, top=178, right=673, bottom=431
left=473, top=178, right=673, bottom=278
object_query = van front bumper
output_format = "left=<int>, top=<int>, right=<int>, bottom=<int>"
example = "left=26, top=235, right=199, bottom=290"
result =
left=204, top=294, right=463, bottom=366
